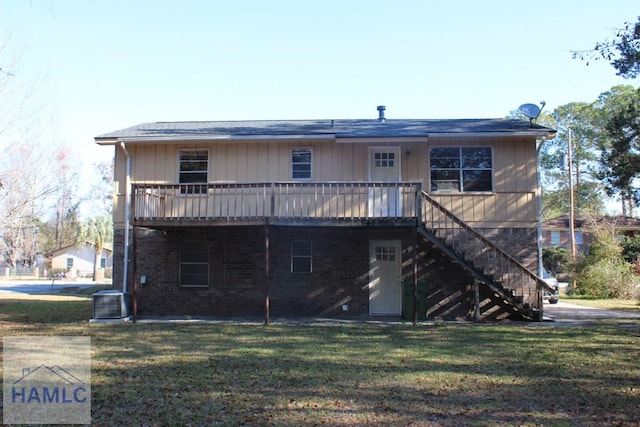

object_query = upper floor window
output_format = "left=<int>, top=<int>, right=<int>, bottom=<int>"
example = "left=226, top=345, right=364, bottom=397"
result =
left=179, top=150, right=208, bottom=193
left=292, top=148, right=312, bottom=180
left=550, top=231, right=561, bottom=245
left=374, top=152, right=395, bottom=168
left=430, top=147, right=493, bottom=192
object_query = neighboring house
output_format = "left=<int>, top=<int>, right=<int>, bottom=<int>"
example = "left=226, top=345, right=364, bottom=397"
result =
left=542, top=215, right=640, bottom=252
left=47, top=244, right=113, bottom=278
left=95, top=107, right=556, bottom=321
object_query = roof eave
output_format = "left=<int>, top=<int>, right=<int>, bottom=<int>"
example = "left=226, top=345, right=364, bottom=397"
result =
left=95, top=133, right=337, bottom=145
left=430, top=130, right=556, bottom=139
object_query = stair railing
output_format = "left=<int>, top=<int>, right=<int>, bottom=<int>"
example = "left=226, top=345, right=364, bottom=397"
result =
left=420, top=191, right=550, bottom=316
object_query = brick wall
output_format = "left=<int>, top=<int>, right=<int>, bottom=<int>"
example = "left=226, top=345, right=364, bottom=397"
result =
left=111, top=225, right=537, bottom=320
left=477, top=227, right=539, bottom=272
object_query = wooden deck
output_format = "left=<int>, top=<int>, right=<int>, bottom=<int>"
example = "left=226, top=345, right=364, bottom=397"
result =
left=132, top=182, right=422, bottom=228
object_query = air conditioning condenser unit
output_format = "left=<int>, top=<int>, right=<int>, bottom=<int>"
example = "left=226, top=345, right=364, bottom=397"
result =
left=92, top=290, right=128, bottom=320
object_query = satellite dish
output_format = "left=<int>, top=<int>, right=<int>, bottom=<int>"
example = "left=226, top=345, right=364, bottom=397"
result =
left=518, top=101, right=546, bottom=126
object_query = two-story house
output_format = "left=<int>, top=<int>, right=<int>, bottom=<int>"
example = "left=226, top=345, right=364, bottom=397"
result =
left=95, top=107, right=556, bottom=322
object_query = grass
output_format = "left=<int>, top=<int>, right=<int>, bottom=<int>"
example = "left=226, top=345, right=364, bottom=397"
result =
left=1, top=298, right=640, bottom=426
left=561, top=295, right=640, bottom=313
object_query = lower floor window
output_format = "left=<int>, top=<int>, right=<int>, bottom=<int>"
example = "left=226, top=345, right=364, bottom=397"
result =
left=180, top=242, right=209, bottom=287
left=291, top=241, right=312, bottom=273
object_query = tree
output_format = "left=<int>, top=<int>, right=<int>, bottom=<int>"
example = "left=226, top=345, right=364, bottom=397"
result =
left=593, top=85, right=640, bottom=214
left=0, top=29, right=58, bottom=268
left=0, top=144, right=54, bottom=267
left=572, top=16, right=640, bottom=79
left=542, top=246, right=571, bottom=276
left=47, top=148, right=81, bottom=251
left=76, top=215, right=113, bottom=281
left=0, top=142, right=80, bottom=267
left=88, top=160, right=114, bottom=216
left=537, top=103, right=606, bottom=219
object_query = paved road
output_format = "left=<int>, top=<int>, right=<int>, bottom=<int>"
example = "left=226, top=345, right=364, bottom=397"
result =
left=543, top=300, right=640, bottom=324
left=0, top=280, right=104, bottom=295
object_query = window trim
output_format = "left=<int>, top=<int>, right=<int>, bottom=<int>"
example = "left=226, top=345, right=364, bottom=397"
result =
left=291, top=147, right=313, bottom=180
left=179, top=241, right=210, bottom=287
left=178, top=149, right=209, bottom=194
left=429, top=146, right=494, bottom=193
left=291, top=240, right=312, bottom=273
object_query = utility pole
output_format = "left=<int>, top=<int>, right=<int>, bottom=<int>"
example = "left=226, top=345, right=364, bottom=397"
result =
left=568, top=127, right=577, bottom=262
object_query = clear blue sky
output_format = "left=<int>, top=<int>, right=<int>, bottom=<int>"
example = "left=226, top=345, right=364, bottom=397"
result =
left=1, top=0, right=639, bottom=167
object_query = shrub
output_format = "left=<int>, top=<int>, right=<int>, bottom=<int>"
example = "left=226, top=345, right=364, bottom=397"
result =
left=622, top=235, right=640, bottom=264
left=571, top=221, right=638, bottom=298
left=542, top=247, right=571, bottom=276
left=573, top=259, right=635, bottom=298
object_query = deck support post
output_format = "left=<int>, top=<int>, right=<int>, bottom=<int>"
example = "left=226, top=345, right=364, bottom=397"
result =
left=264, top=223, right=271, bottom=326
left=473, top=279, right=480, bottom=322
left=412, top=226, right=418, bottom=325
left=131, top=224, right=138, bottom=321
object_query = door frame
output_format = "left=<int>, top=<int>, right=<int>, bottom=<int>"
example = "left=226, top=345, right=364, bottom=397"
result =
left=368, top=147, right=402, bottom=217
left=368, top=239, right=403, bottom=316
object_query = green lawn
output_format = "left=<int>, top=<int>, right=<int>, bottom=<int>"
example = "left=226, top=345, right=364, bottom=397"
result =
left=561, top=295, right=640, bottom=313
left=1, top=298, right=640, bottom=426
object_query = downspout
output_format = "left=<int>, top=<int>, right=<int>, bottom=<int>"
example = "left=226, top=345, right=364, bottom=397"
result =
left=536, top=137, right=546, bottom=276
left=536, top=137, right=546, bottom=319
left=120, top=142, right=131, bottom=297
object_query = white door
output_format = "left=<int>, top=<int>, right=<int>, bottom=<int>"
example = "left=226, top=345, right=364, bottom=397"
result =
left=368, top=147, right=401, bottom=217
left=369, top=240, right=402, bottom=315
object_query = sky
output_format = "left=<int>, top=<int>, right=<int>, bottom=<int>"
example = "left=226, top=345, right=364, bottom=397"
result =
left=1, top=0, right=639, bottom=186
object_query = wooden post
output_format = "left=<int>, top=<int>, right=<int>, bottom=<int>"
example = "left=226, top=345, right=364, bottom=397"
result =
left=473, top=279, right=480, bottom=323
left=415, top=183, right=422, bottom=227
left=412, top=226, right=418, bottom=325
left=264, top=224, right=270, bottom=326
left=132, top=224, right=138, bottom=322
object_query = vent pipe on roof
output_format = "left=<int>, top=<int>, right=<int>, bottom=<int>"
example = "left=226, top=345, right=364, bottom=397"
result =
left=377, top=105, right=386, bottom=122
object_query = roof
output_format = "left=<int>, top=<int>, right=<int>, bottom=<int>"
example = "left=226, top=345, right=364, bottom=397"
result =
left=95, top=118, right=556, bottom=144
left=46, top=243, right=113, bottom=257
left=543, top=215, right=640, bottom=230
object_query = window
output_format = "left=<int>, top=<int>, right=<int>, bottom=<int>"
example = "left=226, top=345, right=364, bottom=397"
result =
left=575, top=231, right=583, bottom=245
left=374, top=152, right=395, bottom=168
left=179, top=150, right=208, bottom=193
left=375, top=245, right=396, bottom=261
left=100, top=258, right=107, bottom=269
left=66, top=257, right=74, bottom=269
left=430, top=147, right=493, bottom=192
left=550, top=231, right=561, bottom=245
left=291, top=241, right=312, bottom=273
left=179, top=242, right=209, bottom=287
left=291, top=148, right=312, bottom=179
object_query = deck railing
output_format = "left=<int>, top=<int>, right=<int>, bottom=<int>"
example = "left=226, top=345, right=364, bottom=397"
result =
left=132, top=182, right=422, bottom=223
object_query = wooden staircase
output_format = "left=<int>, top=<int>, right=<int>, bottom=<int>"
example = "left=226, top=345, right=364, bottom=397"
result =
left=418, top=191, right=553, bottom=321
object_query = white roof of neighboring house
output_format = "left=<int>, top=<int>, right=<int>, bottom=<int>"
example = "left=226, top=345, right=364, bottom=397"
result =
left=46, top=243, right=113, bottom=258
